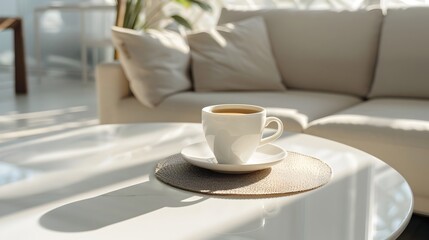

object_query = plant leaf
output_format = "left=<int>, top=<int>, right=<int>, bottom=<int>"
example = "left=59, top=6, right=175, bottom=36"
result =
left=189, top=0, right=212, bottom=12
left=129, top=0, right=142, bottom=29
left=171, top=15, right=192, bottom=30
left=123, top=0, right=132, bottom=28
left=174, top=0, right=192, bottom=8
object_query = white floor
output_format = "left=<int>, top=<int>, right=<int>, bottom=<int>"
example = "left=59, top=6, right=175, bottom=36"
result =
left=0, top=70, right=98, bottom=147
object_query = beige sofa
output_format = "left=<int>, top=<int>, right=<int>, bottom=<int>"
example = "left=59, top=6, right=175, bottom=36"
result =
left=96, top=7, right=429, bottom=214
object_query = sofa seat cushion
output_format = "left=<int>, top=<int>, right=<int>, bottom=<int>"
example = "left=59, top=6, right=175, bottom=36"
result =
left=305, top=98, right=429, bottom=212
left=114, top=91, right=361, bottom=132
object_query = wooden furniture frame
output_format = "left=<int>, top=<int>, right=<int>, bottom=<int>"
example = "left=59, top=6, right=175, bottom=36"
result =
left=0, top=17, right=27, bottom=94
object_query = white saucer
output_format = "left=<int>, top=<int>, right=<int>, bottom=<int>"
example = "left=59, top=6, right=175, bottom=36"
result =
left=180, top=142, right=287, bottom=174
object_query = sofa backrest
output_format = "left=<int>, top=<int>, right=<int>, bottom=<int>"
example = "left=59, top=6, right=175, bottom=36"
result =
left=219, top=8, right=383, bottom=97
left=369, top=7, right=429, bottom=99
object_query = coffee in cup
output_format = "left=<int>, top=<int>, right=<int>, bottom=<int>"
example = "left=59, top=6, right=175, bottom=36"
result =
left=202, top=104, right=284, bottom=165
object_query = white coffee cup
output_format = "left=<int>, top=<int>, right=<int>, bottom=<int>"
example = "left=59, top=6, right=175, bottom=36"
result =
left=202, top=104, right=284, bottom=165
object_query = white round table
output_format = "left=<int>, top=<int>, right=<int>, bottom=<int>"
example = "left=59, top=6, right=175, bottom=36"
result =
left=0, top=123, right=413, bottom=240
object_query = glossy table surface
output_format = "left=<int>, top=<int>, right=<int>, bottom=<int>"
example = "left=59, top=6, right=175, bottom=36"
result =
left=0, top=123, right=413, bottom=240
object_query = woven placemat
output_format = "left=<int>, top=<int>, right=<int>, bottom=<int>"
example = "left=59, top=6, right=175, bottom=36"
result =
left=155, top=151, right=332, bottom=197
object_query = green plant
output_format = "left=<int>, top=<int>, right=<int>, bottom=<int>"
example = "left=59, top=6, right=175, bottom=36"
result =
left=116, top=0, right=212, bottom=30
left=122, top=0, right=143, bottom=29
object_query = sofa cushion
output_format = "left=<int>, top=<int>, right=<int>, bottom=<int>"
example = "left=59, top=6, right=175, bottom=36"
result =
left=305, top=98, right=429, bottom=207
left=369, top=8, right=429, bottom=99
left=187, top=17, right=285, bottom=92
left=111, top=27, right=191, bottom=108
left=113, top=91, right=361, bottom=132
left=219, top=8, right=383, bottom=97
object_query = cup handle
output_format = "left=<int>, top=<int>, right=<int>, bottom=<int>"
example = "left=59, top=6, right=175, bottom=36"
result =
left=259, top=117, right=284, bottom=146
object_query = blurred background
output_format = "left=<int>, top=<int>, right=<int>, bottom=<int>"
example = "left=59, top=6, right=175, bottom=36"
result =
left=0, top=0, right=427, bottom=81
left=0, top=0, right=116, bottom=80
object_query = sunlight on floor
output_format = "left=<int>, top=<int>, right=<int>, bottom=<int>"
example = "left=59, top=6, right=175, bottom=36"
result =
left=0, top=70, right=99, bottom=147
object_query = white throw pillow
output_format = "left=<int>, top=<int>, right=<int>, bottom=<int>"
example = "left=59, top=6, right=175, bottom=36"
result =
left=187, top=17, right=285, bottom=92
left=111, top=26, right=191, bottom=107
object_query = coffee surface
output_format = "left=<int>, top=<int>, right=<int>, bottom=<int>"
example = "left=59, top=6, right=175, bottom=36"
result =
left=212, top=108, right=260, bottom=115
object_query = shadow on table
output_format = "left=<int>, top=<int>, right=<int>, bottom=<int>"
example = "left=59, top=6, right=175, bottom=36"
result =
left=39, top=175, right=207, bottom=232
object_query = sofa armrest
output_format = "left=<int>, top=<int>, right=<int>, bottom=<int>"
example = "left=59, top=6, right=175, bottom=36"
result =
left=96, top=62, right=131, bottom=124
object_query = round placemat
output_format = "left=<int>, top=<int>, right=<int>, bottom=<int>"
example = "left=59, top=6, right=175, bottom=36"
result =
left=155, top=151, right=332, bottom=197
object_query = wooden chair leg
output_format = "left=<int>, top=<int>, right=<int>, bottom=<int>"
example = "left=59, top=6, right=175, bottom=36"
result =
left=13, top=18, right=27, bottom=94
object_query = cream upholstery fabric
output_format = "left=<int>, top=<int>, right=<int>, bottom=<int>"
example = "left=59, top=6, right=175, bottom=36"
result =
left=96, top=62, right=131, bottom=125
left=96, top=64, right=361, bottom=132
left=111, top=27, right=191, bottom=107
left=115, top=91, right=360, bottom=132
left=369, top=8, right=429, bottom=99
left=219, top=8, right=383, bottom=97
left=306, top=98, right=429, bottom=213
left=188, top=17, right=285, bottom=92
